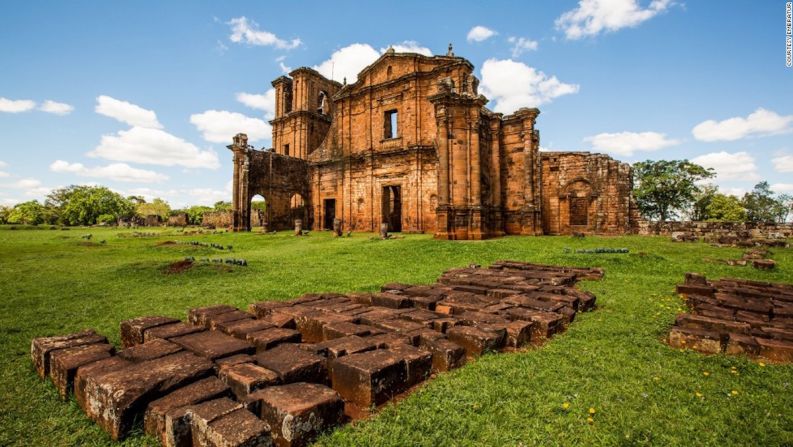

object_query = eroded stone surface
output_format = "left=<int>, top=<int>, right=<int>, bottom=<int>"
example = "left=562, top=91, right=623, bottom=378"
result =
left=32, top=260, right=601, bottom=441
left=669, top=273, right=793, bottom=363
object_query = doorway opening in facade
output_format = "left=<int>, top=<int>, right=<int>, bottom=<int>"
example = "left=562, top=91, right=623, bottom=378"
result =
left=381, top=185, right=402, bottom=232
left=250, top=195, right=267, bottom=228
left=569, top=197, right=588, bottom=227
left=323, top=199, right=336, bottom=230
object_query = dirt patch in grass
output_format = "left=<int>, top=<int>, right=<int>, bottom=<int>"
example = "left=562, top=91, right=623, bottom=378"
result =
left=156, top=240, right=178, bottom=246
left=77, top=241, right=102, bottom=247
left=164, top=259, right=193, bottom=274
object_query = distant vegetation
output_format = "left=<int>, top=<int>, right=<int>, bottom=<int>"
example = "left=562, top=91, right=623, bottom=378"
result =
left=1, top=160, right=791, bottom=226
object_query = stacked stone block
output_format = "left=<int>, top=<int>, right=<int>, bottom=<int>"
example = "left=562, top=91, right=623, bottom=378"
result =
left=669, top=273, right=793, bottom=362
left=31, top=260, right=601, bottom=446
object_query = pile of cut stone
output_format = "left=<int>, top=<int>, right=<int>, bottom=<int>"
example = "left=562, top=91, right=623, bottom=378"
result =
left=669, top=273, right=793, bottom=362
left=31, top=260, right=600, bottom=447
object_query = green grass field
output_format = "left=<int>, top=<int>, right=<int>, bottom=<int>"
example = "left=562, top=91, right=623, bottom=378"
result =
left=1, top=226, right=792, bottom=446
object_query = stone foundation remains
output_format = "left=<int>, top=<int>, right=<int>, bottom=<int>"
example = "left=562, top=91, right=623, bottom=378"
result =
left=31, top=261, right=600, bottom=446
left=669, top=273, right=793, bottom=362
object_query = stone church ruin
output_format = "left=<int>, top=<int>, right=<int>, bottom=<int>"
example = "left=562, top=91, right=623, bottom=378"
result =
left=229, top=48, right=638, bottom=239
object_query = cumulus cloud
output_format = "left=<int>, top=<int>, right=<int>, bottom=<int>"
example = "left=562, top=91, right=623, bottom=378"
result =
left=1, top=177, right=51, bottom=198
left=381, top=41, right=433, bottom=56
left=122, top=181, right=232, bottom=208
left=95, top=95, right=162, bottom=129
left=0, top=161, right=8, bottom=178
left=479, top=59, right=579, bottom=112
left=692, top=108, right=793, bottom=142
left=584, top=131, right=679, bottom=156
left=313, top=43, right=380, bottom=83
left=190, top=110, right=271, bottom=144
left=89, top=126, right=220, bottom=169
left=236, top=89, right=276, bottom=119
left=771, top=183, right=793, bottom=194
left=0, top=97, right=36, bottom=113
left=507, top=37, right=539, bottom=58
left=39, top=100, right=74, bottom=115
left=467, top=25, right=497, bottom=42
left=772, top=154, right=793, bottom=173
left=50, top=160, right=168, bottom=183
left=691, top=151, right=760, bottom=182
left=227, top=17, right=301, bottom=50
left=556, top=0, right=672, bottom=40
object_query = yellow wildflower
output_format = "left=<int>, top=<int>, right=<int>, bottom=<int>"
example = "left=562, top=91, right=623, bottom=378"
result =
left=589, top=407, right=596, bottom=415
left=695, top=391, right=703, bottom=398
left=759, top=362, right=766, bottom=367
left=702, top=371, right=710, bottom=377
left=731, top=390, right=739, bottom=396
left=587, top=417, right=594, bottom=424
left=562, top=402, right=571, bottom=410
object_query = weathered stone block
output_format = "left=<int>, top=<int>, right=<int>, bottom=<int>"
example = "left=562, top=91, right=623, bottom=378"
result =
left=49, top=343, right=115, bottom=398
left=667, top=327, right=723, bottom=354
left=120, top=316, right=180, bottom=348
left=446, top=326, right=505, bottom=357
left=144, top=322, right=205, bottom=342
left=31, top=329, right=107, bottom=378
left=118, top=338, right=183, bottom=362
left=371, top=292, right=412, bottom=309
left=322, top=321, right=378, bottom=340
left=419, top=338, right=465, bottom=373
left=255, top=344, right=327, bottom=384
left=82, top=351, right=214, bottom=440
left=218, top=362, right=280, bottom=399
left=248, top=328, right=302, bottom=351
left=387, top=344, right=432, bottom=388
left=171, top=330, right=254, bottom=361
left=330, top=349, right=406, bottom=407
left=252, top=382, right=344, bottom=447
left=75, top=356, right=131, bottom=411
left=144, top=377, right=230, bottom=445
left=207, top=310, right=254, bottom=330
left=188, top=305, right=238, bottom=326
left=504, top=320, right=534, bottom=347
left=216, top=319, right=276, bottom=339
left=757, top=337, right=793, bottom=362
left=315, top=335, right=377, bottom=359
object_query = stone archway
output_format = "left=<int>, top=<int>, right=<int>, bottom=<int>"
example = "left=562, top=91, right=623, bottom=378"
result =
left=250, top=194, right=267, bottom=229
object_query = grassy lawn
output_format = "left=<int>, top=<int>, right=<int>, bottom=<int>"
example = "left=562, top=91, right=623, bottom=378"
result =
left=1, top=226, right=792, bottom=446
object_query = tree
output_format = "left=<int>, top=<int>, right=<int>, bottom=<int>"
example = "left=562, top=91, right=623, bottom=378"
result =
left=213, top=201, right=232, bottom=212
left=0, top=205, right=11, bottom=224
left=742, top=181, right=787, bottom=223
left=46, top=185, right=135, bottom=226
left=688, top=184, right=718, bottom=221
left=706, top=193, right=746, bottom=221
left=779, top=194, right=793, bottom=223
left=136, top=198, right=171, bottom=220
left=632, top=160, right=715, bottom=221
left=7, top=200, right=46, bottom=225
left=183, top=205, right=212, bottom=225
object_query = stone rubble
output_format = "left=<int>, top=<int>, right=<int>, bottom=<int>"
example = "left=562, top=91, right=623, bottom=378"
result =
left=31, top=260, right=601, bottom=446
left=669, top=273, right=793, bottom=362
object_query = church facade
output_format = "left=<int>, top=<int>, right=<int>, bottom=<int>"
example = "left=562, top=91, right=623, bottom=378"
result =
left=228, top=48, right=638, bottom=239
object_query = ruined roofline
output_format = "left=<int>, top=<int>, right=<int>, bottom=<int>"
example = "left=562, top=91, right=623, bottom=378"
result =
left=541, top=151, right=633, bottom=164
left=270, top=67, right=343, bottom=88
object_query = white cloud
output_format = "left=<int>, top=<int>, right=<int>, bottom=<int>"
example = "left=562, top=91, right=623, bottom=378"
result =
left=584, top=131, right=679, bottom=156
left=1, top=177, right=51, bottom=198
left=236, top=89, right=276, bottom=119
left=381, top=41, right=433, bottom=56
left=0, top=97, right=36, bottom=113
left=89, top=126, right=220, bottom=169
left=771, top=183, right=793, bottom=194
left=95, top=95, right=162, bottom=129
left=720, top=186, right=748, bottom=197
left=467, top=25, right=497, bottom=43
left=507, top=37, right=539, bottom=58
left=0, top=161, right=7, bottom=178
left=479, top=58, right=579, bottom=112
left=691, top=151, right=760, bottom=182
left=772, top=154, right=793, bottom=173
left=190, top=110, right=271, bottom=144
left=49, top=160, right=168, bottom=183
left=227, top=17, right=301, bottom=50
left=276, top=56, right=291, bottom=74
left=692, top=108, right=793, bottom=142
left=39, top=100, right=74, bottom=115
left=313, top=43, right=380, bottom=83
left=122, top=181, right=232, bottom=208
left=556, top=0, right=672, bottom=40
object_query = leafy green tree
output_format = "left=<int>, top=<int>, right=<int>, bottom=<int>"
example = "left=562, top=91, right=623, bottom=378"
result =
left=136, top=198, right=171, bottom=220
left=632, top=160, right=715, bottom=221
left=689, top=184, right=718, bottom=221
left=213, top=201, right=232, bottom=212
left=183, top=205, right=212, bottom=225
left=706, top=194, right=746, bottom=221
left=46, top=185, right=135, bottom=226
left=779, top=194, right=793, bottom=223
left=0, top=205, right=11, bottom=224
left=742, top=181, right=787, bottom=223
left=7, top=200, right=46, bottom=225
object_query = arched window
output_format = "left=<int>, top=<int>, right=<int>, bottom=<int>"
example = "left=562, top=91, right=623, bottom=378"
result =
left=386, top=66, right=393, bottom=80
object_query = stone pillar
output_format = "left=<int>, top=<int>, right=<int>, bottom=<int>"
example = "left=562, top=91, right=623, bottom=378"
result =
left=489, top=117, right=504, bottom=237
left=294, top=219, right=302, bottom=236
left=227, top=133, right=250, bottom=232
left=379, top=222, right=389, bottom=239
left=433, top=105, right=452, bottom=239
left=333, top=218, right=343, bottom=237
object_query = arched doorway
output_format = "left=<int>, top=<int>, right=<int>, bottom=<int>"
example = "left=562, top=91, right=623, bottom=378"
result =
left=562, top=179, right=593, bottom=232
left=250, top=194, right=267, bottom=229
left=289, top=193, right=307, bottom=227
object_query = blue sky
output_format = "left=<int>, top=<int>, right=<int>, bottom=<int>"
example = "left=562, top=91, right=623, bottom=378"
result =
left=1, top=0, right=792, bottom=207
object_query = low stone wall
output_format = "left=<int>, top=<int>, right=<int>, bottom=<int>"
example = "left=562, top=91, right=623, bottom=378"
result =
left=637, top=221, right=793, bottom=239
left=202, top=211, right=262, bottom=229
left=167, top=213, right=187, bottom=227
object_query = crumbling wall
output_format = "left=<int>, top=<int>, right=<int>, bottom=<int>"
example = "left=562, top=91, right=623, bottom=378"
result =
left=541, top=152, right=635, bottom=235
left=638, top=221, right=793, bottom=239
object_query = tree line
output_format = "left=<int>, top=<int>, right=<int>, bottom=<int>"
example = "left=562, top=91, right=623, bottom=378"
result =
left=0, top=185, right=234, bottom=226
left=1, top=160, right=791, bottom=226
left=632, top=160, right=792, bottom=223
